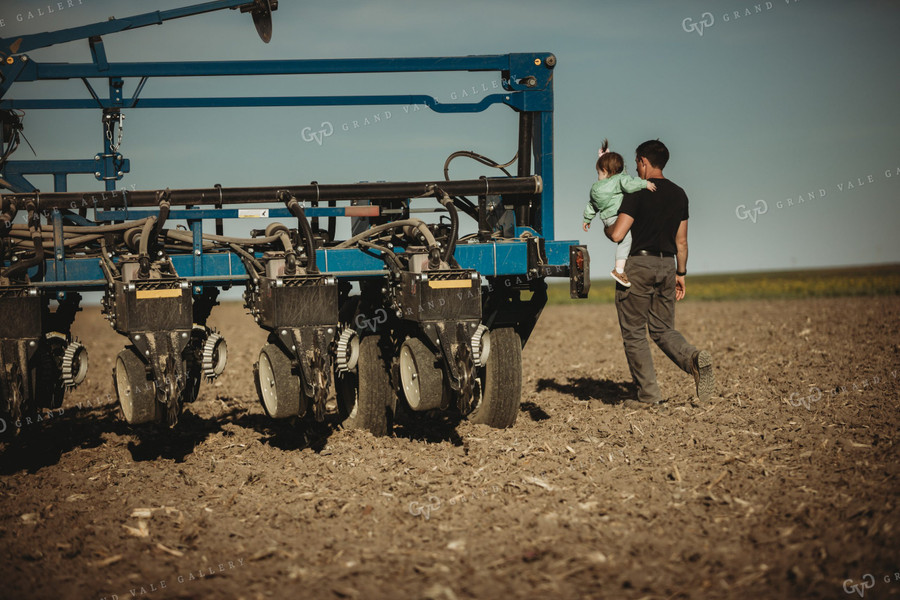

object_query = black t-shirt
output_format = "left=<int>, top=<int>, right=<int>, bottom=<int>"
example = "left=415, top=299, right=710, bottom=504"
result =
left=618, top=178, right=689, bottom=255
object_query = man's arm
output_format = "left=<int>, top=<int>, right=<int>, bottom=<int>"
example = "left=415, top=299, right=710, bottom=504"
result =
left=675, top=219, right=688, bottom=301
left=604, top=213, right=634, bottom=243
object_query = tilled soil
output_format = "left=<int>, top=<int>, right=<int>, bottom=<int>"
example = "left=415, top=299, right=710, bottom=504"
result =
left=1, top=296, right=898, bottom=600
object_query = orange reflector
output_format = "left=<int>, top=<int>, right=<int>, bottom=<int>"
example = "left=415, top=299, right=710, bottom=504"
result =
left=427, top=280, right=472, bottom=289
left=344, top=206, right=381, bottom=217
left=135, top=288, right=182, bottom=299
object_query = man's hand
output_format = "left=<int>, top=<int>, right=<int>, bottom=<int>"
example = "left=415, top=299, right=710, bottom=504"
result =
left=583, top=222, right=590, bottom=232
left=647, top=181, right=657, bottom=192
left=675, top=275, right=686, bottom=301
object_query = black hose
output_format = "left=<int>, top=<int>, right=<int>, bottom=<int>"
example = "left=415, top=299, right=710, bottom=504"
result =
left=358, top=240, right=403, bottom=275
left=433, top=188, right=458, bottom=264
left=443, top=150, right=516, bottom=180
left=137, top=216, right=156, bottom=279
left=279, top=190, right=318, bottom=274
left=155, top=190, right=171, bottom=252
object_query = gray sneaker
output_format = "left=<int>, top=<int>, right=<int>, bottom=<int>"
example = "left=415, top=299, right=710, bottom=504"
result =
left=691, top=350, right=714, bottom=403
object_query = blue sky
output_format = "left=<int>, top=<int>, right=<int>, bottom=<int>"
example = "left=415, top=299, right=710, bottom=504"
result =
left=2, top=0, right=899, bottom=274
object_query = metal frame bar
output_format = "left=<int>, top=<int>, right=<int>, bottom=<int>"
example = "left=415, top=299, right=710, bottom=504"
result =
left=0, top=1, right=567, bottom=290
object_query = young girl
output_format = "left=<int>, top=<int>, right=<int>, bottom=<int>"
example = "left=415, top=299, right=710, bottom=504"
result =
left=582, top=139, right=656, bottom=287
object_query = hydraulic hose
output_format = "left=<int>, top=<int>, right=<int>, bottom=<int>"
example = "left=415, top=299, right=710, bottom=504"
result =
left=0, top=201, right=17, bottom=239
left=155, top=190, right=171, bottom=250
left=137, top=216, right=156, bottom=279
left=15, top=234, right=103, bottom=249
left=433, top=188, right=458, bottom=264
left=279, top=190, right=318, bottom=274
left=8, top=217, right=152, bottom=236
left=358, top=240, right=403, bottom=275
left=335, top=218, right=438, bottom=250
left=2, top=206, right=44, bottom=279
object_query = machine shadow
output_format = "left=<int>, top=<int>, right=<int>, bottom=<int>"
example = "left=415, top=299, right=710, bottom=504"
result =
left=390, top=407, right=465, bottom=447
left=0, top=405, right=122, bottom=475
left=536, top=377, right=637, bottom=406
left=126, top=409, right=229, bottom=463
left=228, top=410, right=334, bottom=453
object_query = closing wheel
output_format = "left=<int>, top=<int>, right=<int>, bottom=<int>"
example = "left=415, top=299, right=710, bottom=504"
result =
left=467, top=327, right=522, bottom=428
left=399, top=337, right=443, bottom=412
left=36, top=334, right=66, bottom=410
left=201, top=331, right=227, bottom=380
left=336, top=335, right=389, bottom=436
left=115, top=348, right=161, bottom=425
left=255, top=343, right=301, bottom=419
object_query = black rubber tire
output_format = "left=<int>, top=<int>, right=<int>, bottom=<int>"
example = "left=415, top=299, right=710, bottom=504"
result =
left=115, top=347, right=161, bottom=425
left=256, top=343, right=301, bottom=419
left=337, top=335, right=390, bottom=436
left=467, top=327, right=522, bottom=428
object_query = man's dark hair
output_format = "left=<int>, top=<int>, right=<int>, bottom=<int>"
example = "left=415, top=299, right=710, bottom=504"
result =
left=636, top=139, right=669, bottom=169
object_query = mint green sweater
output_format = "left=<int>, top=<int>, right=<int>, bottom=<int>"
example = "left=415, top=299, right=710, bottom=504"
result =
left=583, top=172, right=650, bottom=223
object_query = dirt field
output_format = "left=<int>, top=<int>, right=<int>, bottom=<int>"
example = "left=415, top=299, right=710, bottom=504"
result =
left=1, top=296, right=898, bottom=600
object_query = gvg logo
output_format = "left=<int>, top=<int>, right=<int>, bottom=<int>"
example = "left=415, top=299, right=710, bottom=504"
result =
left=408, top=496, right=442, bottom=520
left=844, top=574, right=875, bottom=597
left=682, top=12, right=714, bottom=36
left=354, top=308, right=388, bottom=333
left=788, top=387, right=821, bottom=411
left=735, top=199, right=768, bottom=223
left=300, top=122, right=334, bottom=146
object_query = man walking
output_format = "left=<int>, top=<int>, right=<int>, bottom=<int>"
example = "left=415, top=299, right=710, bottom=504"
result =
left=604, top=140, right=713, bottom=407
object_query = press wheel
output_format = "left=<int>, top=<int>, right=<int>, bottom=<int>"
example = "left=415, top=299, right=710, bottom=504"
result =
left=115, top=347, right=161, bottom=425
left=255, top=343, right=301, bottom=419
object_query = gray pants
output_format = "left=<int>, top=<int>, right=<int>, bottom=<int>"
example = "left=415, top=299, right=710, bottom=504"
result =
left=615, top=255, right=696, bottom=403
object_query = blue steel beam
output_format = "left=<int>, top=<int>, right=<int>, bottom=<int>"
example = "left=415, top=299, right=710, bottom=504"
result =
left=32, top=240, right=574, bottom=290
left=16, top=55, right=551, bottom=80
left=1, top=93, right=516, bottom=112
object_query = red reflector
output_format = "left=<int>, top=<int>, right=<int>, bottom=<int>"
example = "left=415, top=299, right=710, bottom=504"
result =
left=344, top=206, right=381, bottom=217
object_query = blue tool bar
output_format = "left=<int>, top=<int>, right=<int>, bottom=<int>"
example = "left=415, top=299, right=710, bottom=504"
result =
left=93, top=208, right=369, bottom=221
left=17, top=54, right=534, bottom=80
left=32, top=239, right=573, bottom=290
left=2, top=93, right=522, bottom=112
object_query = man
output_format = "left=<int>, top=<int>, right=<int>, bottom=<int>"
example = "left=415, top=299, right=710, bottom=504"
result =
left=604, top=139, right=713, bottom=408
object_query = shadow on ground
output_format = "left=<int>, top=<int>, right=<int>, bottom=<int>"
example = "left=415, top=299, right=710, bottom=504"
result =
left=536, top=377, right=637, bottom=405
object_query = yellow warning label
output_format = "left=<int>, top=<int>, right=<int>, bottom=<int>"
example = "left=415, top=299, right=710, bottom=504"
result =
left=135, top=288, right=182, bottom=299
left=427, top=280, right=472, bottom=289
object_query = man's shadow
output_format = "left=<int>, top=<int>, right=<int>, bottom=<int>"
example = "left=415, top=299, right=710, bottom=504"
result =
left=536, top=377, right=637, bottom=406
